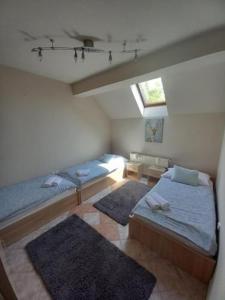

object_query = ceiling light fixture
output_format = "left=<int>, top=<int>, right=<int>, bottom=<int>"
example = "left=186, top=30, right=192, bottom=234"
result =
left=31, top=38, right=141, bottom=64
left=74, top=48, right=77, bottom=62
left=109, top=50, right=112, bottom=64
left=38, top=47, right=43, bottom=61
left=81, top=47, right=85, bottom=61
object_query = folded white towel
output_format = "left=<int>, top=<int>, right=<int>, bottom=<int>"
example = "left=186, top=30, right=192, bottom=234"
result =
left=41, top=175, right=63, bottom=188
left=76, top=169, right=90, bottom=177
left=145, top=195, right=161, bottom=210
left=151, top=192, right=170, bottom=211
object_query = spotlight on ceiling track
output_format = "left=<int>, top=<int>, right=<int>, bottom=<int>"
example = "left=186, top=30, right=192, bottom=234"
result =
left=31, top=38, right=141, bottom=64
left=81, top=47, right=85, bottom=61
left=74, top=48, right=78, bottom=62
left=38, top=47, right=43, bottom=62
left=109, top=50, right=112, bottom=64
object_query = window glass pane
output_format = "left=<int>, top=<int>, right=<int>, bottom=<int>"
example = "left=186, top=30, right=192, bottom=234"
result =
left=138, top=77, right=166, bottom=106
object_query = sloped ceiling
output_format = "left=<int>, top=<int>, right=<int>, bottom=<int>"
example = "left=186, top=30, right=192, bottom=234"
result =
left=95, top=52, right=225, bottom=118
left=95, top=87, right=142, bottom=119
left=163, top=54, right=225, bottom=115
left=1, top=0, right=225, bottom=83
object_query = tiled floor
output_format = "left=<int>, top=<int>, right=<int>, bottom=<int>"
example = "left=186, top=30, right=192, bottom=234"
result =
left=4, top=180, right=208, bottom=300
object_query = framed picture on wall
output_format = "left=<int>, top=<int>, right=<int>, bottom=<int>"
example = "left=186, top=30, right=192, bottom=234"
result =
left=145, top=118, right=164, bottom=143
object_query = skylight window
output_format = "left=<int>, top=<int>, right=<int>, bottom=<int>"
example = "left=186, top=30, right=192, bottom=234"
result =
left=137, top=77, right=166, bottom=107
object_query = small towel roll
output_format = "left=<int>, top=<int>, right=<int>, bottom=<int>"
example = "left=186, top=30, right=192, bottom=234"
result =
left=151, top=192, right=170, bottom=211
left=76, top=169, right=90, bottom=177
left=41, top=175, right=63, bottom=188
left=145, top=195, right=161, bottom=210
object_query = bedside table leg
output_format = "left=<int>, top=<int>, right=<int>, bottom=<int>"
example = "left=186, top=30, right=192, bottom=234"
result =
left=137, top=170, right=142, bottom=180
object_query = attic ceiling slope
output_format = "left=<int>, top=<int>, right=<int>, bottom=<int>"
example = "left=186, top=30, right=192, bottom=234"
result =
left=95, top=87, right=143, bottom=119
left=71, top=27, right=225, bottom=95
left=94, top=52, right=225, bottom=118
left=1, top=0, right=225, bottom=83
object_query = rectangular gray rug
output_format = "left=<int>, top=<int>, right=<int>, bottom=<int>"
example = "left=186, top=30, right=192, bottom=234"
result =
left=94, top=180, right=151, bottom=225
left=26, top=215, right=156, bottom=300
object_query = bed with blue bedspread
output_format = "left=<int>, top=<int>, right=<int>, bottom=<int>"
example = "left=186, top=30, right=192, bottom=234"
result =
left=0, top=154, right=126, bottom=227
left=0, top=175, right=76, bottom=225
left=57, top=154, right=126, bottom=187
left=132, top=177, right=217, bottom=256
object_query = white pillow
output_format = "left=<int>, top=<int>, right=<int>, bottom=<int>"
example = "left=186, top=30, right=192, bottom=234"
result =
left=161, top=168, right=173, bottom=179
left=161, top=167, right=211, bottom=186
left=198, top=172, right=210, bottom=186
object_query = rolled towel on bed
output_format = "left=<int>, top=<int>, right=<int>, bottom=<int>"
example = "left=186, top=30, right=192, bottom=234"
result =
left=76, top=169, right=90, bottom=177
left=145, top=195, right=161, bottom=210
left=151, top=192, right=170, bottom=211
left=41, top=175, right=63, bottom=188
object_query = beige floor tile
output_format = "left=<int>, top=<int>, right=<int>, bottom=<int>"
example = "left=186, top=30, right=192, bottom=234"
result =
left=118, top=223, right=129, bottom=239
left=149, top=292, right=163, bottom=300
left=119, top=239, right=148, bottom=261
left=111, top=240, right=121, bottom=248
left=93, top=222, right=120, bottom=241
left=74, top=210, right=84, bottom=218
left=30, top=289, right=51, bottom=300
left=99, top=211, right=116, bottom=224
left=160, top=290, right=189, bottom=300
left=153, top=264, right=181, bottom=293
left=6, top=249, right=34, bottom=274
left=75, top=203, right=98, bottom=214
left=83, top=212, right=100, bottom=225
left=175, top=268, right=207, bottom=297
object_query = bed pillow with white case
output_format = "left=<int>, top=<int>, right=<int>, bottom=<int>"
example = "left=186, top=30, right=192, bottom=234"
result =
left=161, top=167, right=211, bottom=186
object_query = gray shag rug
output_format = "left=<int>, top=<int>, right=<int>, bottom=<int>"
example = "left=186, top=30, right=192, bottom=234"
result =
left=26, top=215, right=156, bottom=300
left=94, top=180, right=151, bottom=225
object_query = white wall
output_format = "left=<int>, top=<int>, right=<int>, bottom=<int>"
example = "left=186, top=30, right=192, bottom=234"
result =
left=111, top=114, right=225, bottom=176
left=0, top=65, right=111, bottom=187
left=207, top=129, right=225, bottom=300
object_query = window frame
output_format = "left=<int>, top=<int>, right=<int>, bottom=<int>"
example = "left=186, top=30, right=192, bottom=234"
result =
left=136, top=80, right=166, bottom=108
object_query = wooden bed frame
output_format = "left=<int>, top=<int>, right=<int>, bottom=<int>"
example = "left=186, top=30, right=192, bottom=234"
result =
left=0, top=167, right=125, bottom=246
left=77, top=167, right=125, bottom=203
left=0, top=191, right=79, bottom=246
left=129, top=215, right=216, bottom=283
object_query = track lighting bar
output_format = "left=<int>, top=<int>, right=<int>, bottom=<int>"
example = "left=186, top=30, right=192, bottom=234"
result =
left=31, top=38, right=140, bottom=64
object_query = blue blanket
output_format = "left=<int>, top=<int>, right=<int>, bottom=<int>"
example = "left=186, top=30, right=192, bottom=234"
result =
left=59, top=156, right=126, bottom=187
left=62, top=160, right=109, bottom=186
left=132, top=178, right=217, bottom=255
left=0, top=176, right=76, bottom=223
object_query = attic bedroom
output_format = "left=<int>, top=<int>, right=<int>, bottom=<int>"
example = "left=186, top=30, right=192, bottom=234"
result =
left=0, top=1, right=225, bottom=300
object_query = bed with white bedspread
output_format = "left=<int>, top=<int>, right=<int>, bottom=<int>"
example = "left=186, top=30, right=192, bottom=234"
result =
left=130, top=165, right=217, bottom=282
left=132, top=177, right=217, bottom=256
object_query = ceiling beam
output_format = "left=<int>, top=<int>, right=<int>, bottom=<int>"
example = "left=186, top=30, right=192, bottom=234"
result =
left=71, top=27, right=225, bottom=96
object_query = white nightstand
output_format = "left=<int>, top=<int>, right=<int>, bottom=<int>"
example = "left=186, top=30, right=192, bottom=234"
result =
left=145, top=165, right=166, bottom=179
left=126, top=161, right=143, bottom=179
